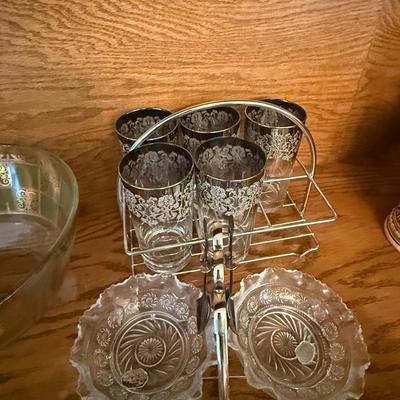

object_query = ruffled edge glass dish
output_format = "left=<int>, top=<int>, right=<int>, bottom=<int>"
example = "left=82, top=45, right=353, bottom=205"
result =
left=70, top=273, right=215, bottom=400
left=229, top=268, right=370, bottom=400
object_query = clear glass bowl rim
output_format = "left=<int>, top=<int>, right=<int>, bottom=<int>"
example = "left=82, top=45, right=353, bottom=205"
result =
left=0, top=143, right=79, bottom=305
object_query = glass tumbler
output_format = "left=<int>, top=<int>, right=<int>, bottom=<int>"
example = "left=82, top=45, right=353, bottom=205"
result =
left=195, top=137, right=266, bottom=262
left=115, top=107, right=179, bottom=154
left=119, top=143, right=194, bottom=273
left=180, top=106, right=240, bottom=156
left=244, top=99, right=307, bottom=212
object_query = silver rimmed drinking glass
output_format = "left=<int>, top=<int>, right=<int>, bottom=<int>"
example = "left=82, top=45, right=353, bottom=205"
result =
left=195, top=137, right=266, bottom=262
left=244, top=99, right=307, bottom=212
left=119, top=143, right=194, bottom=273
left=115, top=108, right=179, bottom=154
left=180, top=106, right=241, bottom=156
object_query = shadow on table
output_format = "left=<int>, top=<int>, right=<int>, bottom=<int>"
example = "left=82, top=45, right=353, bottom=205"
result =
left=343, top=97, right=400, bottom=226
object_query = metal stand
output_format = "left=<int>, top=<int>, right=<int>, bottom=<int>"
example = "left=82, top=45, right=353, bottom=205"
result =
left=211, top=227, right=230, bottom=400
left=121, top=100, right=338, bottom=399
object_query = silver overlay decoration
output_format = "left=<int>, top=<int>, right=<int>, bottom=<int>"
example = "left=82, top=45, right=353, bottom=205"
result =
left=198, top=180, right=262, bottom=217
left=181, top=109, right=236, bottom=132
left=16, top=188, right=39, bottom=213
left=0, top=163, right=11, bottom=186
left=196, top=144, right=264, bottom=175
left=182, top=135, right=201, bottom=157
left=248, top=127, right=301, bottom=161
left=122, top=150, right=191, bottom=189
left=180, top=107, right=240, bottom=156
left=125, top=181, right=194, bottom=226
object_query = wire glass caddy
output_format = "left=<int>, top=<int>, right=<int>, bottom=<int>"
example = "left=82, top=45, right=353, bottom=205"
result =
left=119, top=100, right=338, bottom=400
left=121, top=100, right=337, bottom=275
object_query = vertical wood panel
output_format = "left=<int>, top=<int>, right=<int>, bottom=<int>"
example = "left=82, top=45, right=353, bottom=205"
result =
left=344, top=0, right=400, bottom=164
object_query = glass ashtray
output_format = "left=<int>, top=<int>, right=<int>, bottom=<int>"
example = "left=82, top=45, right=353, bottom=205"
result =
left=71, top=274, right=213, bottom=400
left=229, top=268, right=369, bottom=400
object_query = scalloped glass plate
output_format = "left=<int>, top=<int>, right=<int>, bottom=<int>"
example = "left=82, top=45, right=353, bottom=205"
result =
left=229, top=268, right=370, bottom=400
left=71, top=274, right=214, bottom=400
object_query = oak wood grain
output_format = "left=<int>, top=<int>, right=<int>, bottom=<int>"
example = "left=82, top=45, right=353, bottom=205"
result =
left=0, top=0, right=393, bottom=166
left=1, top=0, right=400, bottom=399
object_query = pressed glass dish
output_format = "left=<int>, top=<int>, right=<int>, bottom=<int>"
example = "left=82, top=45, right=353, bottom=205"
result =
left=70, top=274, right=214, bottom=400
left=0, top=144, right=79, bottom=347
left=229, top=268, right=370, bottom=400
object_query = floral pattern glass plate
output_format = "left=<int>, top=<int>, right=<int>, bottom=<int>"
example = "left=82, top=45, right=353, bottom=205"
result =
left=71, top=274, right=213, bottom=400
left=229, top=268, right=369, bottom=400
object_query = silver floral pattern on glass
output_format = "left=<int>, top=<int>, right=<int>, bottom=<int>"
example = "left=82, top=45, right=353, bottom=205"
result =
left=247, top=126, right=301, bottom=161
left=245, top=99, right=306, bottom=160
left=182, top=135, right=201, bottom=157
left=180, top=106, right=240, bottom=156
left=229, top=268, right=370, bottom=400
left=15, top=188, right=39, bottom=213
left=0, top=163, right=11, bottom=186
left=115, top=108, right=178, bottom=155
left=123, top=150, right=191, bottom=185
left=182, top=109, right=236, bottom=132
left=196, top=143, right=264, bottom=174
left=120, top=115, right=164, bottom=138
left=120, top=142, right=132, bottom=154
left=124, top=181, right=193, bottom=227
left=183, top=131, right=240, bottom=156
left=70, top=274, right=214, bottom=400
left=198, top=180, right=262, bottom=218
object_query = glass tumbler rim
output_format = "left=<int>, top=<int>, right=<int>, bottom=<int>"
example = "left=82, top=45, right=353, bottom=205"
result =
left=194, top=136, right=266, bottom=184
left=180, top=105, right=241, bottom=135
left=245, top=98, right=307, bottom=129
left=115, top=107, right=178, bottom=143
left=118, top=142, right=194, bottom=191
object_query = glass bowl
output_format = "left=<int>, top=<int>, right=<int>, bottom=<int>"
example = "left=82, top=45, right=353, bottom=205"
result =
left=70, top=274, right=214, bottom=400
left=229, top=268, right=370, bottom=400
left=0, top=144, right=79, bottom=347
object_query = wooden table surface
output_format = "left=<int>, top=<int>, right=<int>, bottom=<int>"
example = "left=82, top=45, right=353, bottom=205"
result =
left=0, top=160, right=399, bottom=400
